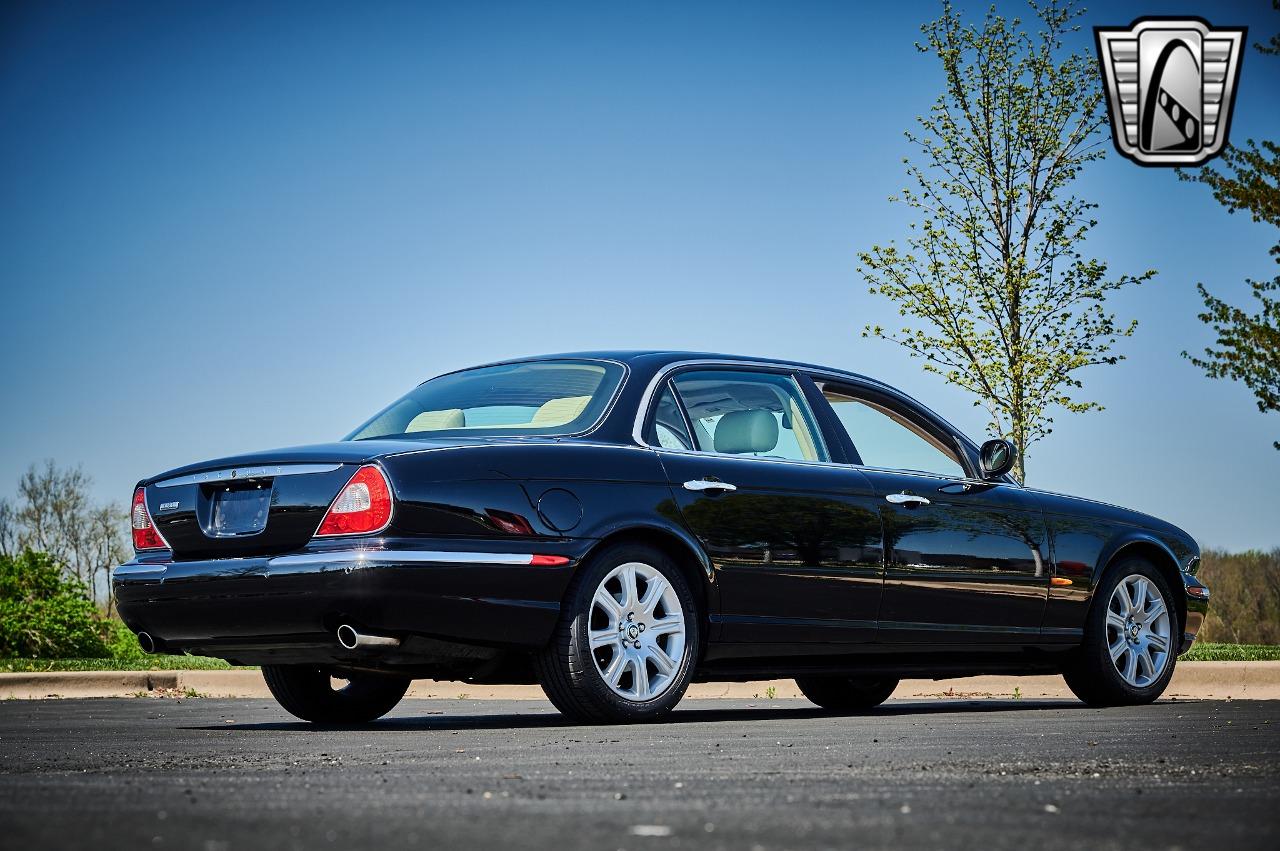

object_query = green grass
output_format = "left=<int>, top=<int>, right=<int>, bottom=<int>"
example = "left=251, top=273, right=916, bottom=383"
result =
left=0, top=655, right=254, bottom=673
left=1183, top=642, right=1280, bottom=662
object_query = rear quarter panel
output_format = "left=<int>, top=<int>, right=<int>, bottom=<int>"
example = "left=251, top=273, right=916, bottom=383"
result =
left=379, top=441, right=700, bottom=566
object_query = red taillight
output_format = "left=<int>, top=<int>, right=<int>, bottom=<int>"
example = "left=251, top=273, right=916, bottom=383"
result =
left=131, top=487, right=168, bottom=551
left=315, top=465, right=393, bottom=537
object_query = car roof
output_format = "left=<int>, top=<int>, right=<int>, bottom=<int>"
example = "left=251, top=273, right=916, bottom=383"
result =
left=482, top=349, right=892, bottom=387
left=448, top=350, right=976, bottom=454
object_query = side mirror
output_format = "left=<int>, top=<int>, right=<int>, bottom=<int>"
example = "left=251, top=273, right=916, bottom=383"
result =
left=979, top=439, right=1016, bottom=479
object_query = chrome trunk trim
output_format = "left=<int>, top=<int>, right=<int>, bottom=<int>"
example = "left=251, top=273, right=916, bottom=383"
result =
left=153, top=463, right=344, bottom=488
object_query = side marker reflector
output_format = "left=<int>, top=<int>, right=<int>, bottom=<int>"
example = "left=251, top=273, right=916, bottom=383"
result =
left=530, top=554, right=570, bottom=566
left=1050, top=577, right=1073, bottom=587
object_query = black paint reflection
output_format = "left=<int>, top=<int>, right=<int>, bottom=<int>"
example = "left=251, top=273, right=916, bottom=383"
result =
left=681, top=493, right=881, bottom=568
left=658, top=452, right=884, bottom=644
left=869, top=471, right=1050, bottom=641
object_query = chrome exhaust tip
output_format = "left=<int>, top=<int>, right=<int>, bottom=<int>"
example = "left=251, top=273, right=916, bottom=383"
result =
left=136, top=632, right=157, bottom=654
left=336, top=624, right=400, bottom=650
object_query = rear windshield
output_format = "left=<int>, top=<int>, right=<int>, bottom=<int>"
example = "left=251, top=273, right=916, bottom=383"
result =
left=346, top=359, right=624, bottom=441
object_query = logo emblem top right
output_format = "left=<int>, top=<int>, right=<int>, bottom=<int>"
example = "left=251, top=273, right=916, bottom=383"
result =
left=1095, top=18, right=1247, bottom=167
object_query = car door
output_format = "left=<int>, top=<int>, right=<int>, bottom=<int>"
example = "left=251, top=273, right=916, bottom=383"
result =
left=641, top=367, right=884, bottom=648
left=814, top=379, right=1050, bottom=645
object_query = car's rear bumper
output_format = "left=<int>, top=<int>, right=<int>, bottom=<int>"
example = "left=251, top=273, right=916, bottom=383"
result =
left=113, top=542, right=584, bottom=664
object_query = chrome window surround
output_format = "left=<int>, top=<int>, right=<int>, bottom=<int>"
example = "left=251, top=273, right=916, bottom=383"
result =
left=631, top=358, right=1018, bottom=487
left=663, top=367, right=831, bottom=463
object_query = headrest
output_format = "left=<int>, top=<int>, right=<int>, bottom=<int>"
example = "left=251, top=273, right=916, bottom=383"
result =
left=406, top=408, right=465, bottom=432
left=532, top=395, right=591, bottom=426
left=713, top=409, right=778, bottom=454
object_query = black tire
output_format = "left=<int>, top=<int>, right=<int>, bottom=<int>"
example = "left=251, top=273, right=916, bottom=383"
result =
left=1063, top=558, right=1179, bottom=707
left=261, top=664, right=410, bottom=724
left=795, top=676, right=899, bottom=711
left=535, top=543, right=701, bottom=724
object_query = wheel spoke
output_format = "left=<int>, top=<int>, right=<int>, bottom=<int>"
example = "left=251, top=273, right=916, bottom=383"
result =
left=1106, top=610, right=1127, bottom=633
left=589, top=629, right=618, bottom=651
left=1142, top=598, right=1167, bottom=625
left=1122, top=646, right=1139, bottom=684
left=632, top=657, right=651, bottom=699
left=1131, top=578, right=1149, bottom=612
left=648, top=616, right=683, bottom=637
left=1147, top=632, right=1169, bottom=653
left=593, top=587, right=622, bottom=622
left=604, top=651, right=627, bottom=687
left=1113, top=581, right=1132, bottom=613
left=647, top=642, right=676, bottom=676
left=638, top=574, right=668, bottom=617
left=1138, top=647, right=1155, bottom=681
left=620, top=565, right=639, bottom=610
left=1109, top=638, right=1128, bottom=662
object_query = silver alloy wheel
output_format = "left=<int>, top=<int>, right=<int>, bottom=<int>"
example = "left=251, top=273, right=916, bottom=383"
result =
left=1106, top=574, right=1172, bottom=688
left=588, top=561, right=687, bottom=701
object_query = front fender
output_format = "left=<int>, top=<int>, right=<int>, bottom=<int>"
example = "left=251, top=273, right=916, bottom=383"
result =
left=1041, top=503, right=1201, bottom=645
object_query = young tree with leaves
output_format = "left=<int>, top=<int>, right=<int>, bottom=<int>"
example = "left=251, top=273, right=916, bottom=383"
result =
left=1180, top=6, right=1280, bottom=450
left=858, top=1, right=1154, bottom=481
left=0, top=461, right=128, bottom=612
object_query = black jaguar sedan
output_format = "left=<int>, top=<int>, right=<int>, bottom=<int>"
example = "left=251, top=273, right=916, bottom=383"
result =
left=115, top=351, right=1209, bottom=724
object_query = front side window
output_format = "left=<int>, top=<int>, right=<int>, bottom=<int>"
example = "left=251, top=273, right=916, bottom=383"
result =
left=823, top=388, right=966, bottom=478
left=347, top=359, right=624, bottom=440
left=661, top=370, right=827, bottom=463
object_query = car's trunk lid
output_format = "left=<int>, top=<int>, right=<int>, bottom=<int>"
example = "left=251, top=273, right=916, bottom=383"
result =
left=138, top=437, right=560, bottom=559
left=141, top=442, right=420, bottom=559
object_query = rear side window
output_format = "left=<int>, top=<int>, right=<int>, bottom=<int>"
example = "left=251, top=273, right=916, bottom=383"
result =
left=663, top=370, right=827, bottom=463
left=644, top=383, right=695, bottom=450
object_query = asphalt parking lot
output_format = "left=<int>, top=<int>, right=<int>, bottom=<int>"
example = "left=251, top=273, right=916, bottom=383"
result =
left=1, top=697, right=1276, bottom=850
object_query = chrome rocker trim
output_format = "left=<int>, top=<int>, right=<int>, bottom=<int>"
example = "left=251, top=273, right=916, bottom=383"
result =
left=270, top=550, right=545, bottom=568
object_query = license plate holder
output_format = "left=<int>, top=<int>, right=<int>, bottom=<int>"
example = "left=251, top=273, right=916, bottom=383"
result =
left=209, top=484, right=272, bottom=537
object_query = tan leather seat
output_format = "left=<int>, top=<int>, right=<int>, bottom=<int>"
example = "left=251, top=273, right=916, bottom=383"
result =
left=713, top=409, right=779, bottom=454
left=531, top=395, right=590, bottom=427
left=405, top=408, right=465, bottom=432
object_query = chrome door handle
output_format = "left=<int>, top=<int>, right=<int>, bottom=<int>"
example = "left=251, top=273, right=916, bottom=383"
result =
left=885, top=492, right=930, bottom=507
left=683, top=479, right=738, bottom=493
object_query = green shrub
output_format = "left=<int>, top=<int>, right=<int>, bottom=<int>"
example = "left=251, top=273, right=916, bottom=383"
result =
left=0, top=550, right=108, bottom=658
left=101, top=616, right=147, bottom=661
left=1197, top=549, right=1280, bottom=645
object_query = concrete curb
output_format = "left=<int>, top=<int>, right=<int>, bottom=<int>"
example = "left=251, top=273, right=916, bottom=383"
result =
left=0, top=670, right=183, bottom=698
left=3, top=661, right=1278, bottom=701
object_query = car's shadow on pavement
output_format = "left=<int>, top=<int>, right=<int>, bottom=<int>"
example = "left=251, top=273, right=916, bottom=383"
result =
left=182, top=699, right=1089, bottom=733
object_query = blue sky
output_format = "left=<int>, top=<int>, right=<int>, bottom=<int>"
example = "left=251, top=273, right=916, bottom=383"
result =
left=1, top=0, right=1277, bottom=550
